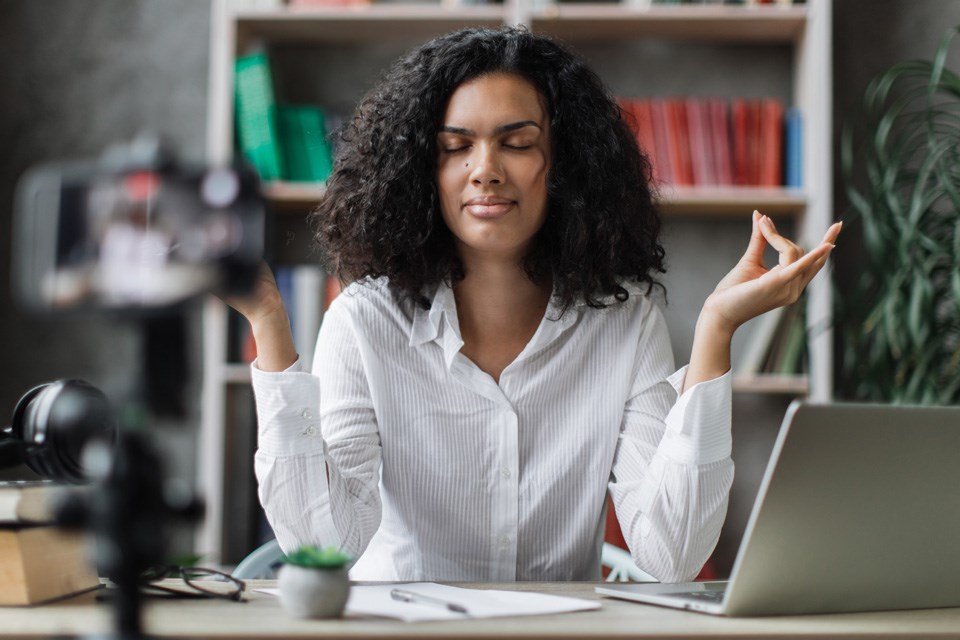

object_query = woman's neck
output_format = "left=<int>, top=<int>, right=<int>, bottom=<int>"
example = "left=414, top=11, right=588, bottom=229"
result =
left=452, top=258, right=552, bottom=383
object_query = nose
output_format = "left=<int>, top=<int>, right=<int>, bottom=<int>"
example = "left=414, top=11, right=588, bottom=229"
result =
left=469, top=143, right=504, bottom=185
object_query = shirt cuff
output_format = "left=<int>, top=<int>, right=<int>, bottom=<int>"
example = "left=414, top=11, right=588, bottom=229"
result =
left=251, top=357, right=326, bottom=457
left=659, top=366, right=732, bottom=465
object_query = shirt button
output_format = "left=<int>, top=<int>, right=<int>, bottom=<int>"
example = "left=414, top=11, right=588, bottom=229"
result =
left=301, top=409, right=313, bottom=420
left=499, top=536, right=510, bottom=546
left=501, top=468, right=511, bottom=479
left=301, top=425, right=316, bottom=436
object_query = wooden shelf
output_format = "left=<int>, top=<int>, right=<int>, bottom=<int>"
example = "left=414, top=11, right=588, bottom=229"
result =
left=657, top=186, right=806, bottom=217
left=261, top=182, right=805, bottom=217
left=235, top=5, right=506, bottom=50
left=733, top=373, right=809, bottom=395
left=530, top=3, right=807, bottom=43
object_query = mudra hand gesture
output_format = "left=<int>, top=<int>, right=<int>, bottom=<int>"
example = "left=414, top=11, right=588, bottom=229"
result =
left=705, top=210, right=842, bottom=334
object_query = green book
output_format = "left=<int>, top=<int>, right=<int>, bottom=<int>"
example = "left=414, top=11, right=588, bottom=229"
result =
left=277, top=104, right=333, bottom=183
left=234, top=52, right=285, bottom=180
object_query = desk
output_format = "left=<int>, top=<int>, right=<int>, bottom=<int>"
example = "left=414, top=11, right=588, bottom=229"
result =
left=3, top=580, right=960, bottom=639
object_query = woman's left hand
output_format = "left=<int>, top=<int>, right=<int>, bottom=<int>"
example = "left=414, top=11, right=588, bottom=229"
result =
left=703, top=210, right=842, bottom=336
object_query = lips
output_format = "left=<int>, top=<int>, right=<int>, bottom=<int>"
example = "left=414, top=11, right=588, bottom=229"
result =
left=463, top=196, right=516, bottom=219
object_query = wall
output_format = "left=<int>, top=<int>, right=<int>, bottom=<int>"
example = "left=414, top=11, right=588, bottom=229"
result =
left=0, top=0, right=211, bottom=555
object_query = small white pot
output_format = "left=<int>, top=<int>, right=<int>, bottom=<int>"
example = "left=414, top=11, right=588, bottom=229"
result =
left=277, top=564, right=350, bottom=619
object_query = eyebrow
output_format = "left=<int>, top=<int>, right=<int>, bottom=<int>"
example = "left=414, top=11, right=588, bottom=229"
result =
left=438, top=120, right=543, bottom=136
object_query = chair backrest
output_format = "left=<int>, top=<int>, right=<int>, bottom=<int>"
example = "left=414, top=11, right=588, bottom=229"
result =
left=601, top=543, right=656, bottom=582
left=232, top=538, right=283, bottom=580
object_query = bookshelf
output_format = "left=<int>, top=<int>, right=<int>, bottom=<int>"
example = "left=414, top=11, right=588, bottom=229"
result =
left=200, top=0, right=832, bottom=563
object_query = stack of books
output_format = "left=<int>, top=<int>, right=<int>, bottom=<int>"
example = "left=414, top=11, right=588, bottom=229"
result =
left=619, top=97, right=802, bottom=189
left=234, top=52, right=335, bottom=184
left=0, top=481, right=100, bottom=605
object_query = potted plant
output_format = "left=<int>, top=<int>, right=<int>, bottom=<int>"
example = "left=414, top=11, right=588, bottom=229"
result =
left=838, top=25, right=960, bottom=404
left=276, top=545, right=352, bottom=619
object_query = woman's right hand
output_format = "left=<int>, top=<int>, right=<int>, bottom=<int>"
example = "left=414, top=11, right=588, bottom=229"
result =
left=224, top=261, right=286, bottom=325
left=221, top=261, right=298, bottom=372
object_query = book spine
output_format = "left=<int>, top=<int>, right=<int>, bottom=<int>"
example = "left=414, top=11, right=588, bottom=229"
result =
left=759, top=98, right=784, bottom=187
left=278, top=105, right=334, bottom=183
left=784, top=107, right=803, bottom=188
left=234, top=52, right=285, bottom=181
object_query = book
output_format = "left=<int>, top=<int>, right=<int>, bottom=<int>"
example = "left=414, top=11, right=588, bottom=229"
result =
left=0, top=525, right=99, bottom=604
left=731, top=99, right=749, bottom=186
left=291, top=265, right=327, bottom=362
left=235, top=52, right=286, bottom=181
left=277, top=105, right=334, bottom=183
left=0, top=481, right=65, bottom=524
left=686, top=98, right=715, bottom=186
left=650, top=99, right=675, bottom=185
left=784, top=106, right=803, bottom=188
left=734, top=305, right=785, bottom=376
left=709, top=99, right=733, bottom=186
left=666, top=99, right=694, bottom=185
left=759, top=98, right=784, bottom=186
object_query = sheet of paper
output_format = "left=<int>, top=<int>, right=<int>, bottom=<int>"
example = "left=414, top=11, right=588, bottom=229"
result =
left=258, top=582, right=602, bottom=622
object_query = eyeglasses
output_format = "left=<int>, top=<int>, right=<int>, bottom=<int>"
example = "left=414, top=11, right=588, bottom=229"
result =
left=138, top=565, right=247, bottom=602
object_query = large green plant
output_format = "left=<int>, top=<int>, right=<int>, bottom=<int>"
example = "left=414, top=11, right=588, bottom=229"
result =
left=839, top=26, right=960, bottom=404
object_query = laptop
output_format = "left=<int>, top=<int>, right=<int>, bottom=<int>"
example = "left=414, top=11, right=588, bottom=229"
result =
left=596, top=401, right=960, bottom=616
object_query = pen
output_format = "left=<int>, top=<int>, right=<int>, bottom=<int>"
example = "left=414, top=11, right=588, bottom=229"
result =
left=390, top=588, right=470, bottom=615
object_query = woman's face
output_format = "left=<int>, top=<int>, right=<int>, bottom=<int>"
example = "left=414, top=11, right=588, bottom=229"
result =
left=436, top=72, right=550, bottom=264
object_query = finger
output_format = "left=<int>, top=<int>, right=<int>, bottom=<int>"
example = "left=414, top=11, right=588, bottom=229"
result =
left=798, top=248, right=833, bottom=289
left=758, top=215, right=803, bottom=267
left=778, top=242, right=834, bottom=283
left=742, top=210, right=768, bottom=263
left=822, top=221, right=843, bottom=245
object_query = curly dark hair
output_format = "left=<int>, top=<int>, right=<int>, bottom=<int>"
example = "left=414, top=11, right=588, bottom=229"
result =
left=313, top=26, right=665, bottom=311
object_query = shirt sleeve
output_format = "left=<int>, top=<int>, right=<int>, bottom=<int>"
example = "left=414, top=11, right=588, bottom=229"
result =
left=608, top=302, right=734, bottom=583
left=252, top=299, right=383, bottom=559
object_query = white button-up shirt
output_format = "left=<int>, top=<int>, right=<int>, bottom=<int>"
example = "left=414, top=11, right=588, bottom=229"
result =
left=252, top=278, right=733, bottom=582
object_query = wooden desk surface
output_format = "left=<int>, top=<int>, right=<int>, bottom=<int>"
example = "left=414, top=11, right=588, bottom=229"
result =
left=3, top=580, right=960, bottom=639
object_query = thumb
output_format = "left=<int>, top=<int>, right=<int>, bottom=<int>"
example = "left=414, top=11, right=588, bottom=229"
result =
left=741, top=210, right=767, bottom=264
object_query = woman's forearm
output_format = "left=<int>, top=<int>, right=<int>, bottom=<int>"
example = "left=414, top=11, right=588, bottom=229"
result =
left=251, top=309, right=299, bottom=372
left=684, top=303, right=735, bottom=393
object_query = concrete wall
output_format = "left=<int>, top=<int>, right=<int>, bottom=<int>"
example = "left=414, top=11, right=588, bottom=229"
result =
left=0, top=0, right=211, bottom=554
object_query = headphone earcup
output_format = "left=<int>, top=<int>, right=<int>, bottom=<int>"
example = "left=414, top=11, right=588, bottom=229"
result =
left=10, top=380, right=115, bottom=484
left=1, top=383, right=51, bottom=471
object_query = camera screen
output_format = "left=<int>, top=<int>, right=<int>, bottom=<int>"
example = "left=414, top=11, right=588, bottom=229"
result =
left=15, top=162, right=264, bottom=310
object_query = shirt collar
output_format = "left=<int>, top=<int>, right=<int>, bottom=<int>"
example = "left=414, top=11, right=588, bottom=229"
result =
left=410, top=280, right=587, bottom=370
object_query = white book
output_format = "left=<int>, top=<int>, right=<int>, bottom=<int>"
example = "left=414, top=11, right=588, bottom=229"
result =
left=292, top=266, right=326, bottom=362
left=734, top=305, right=785, bottom=376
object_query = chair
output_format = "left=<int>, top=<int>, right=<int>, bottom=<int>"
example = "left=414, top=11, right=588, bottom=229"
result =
left=232, top=538, right=656, bottom=582
left=601, top=542, right=656, bottom=582
left=232, top=538, right=283, bottom=579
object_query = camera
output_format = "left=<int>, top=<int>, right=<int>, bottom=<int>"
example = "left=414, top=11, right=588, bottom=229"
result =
left=13, top=138, right=264, bottom=311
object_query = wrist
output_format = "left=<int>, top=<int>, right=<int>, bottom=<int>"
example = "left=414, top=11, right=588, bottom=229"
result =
left=250, top=308, right=298, bottom=372
left=698, top=297, right=738, bottom=342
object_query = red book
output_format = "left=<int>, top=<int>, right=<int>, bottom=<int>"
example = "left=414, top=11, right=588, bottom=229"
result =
left=650, top=99, right=675, bottom=185
left=633, top=99, right=662, bottom=184
left=747, top=100, right=763, bottom=185
left=666, top=99, right=694, bottom=186
left=710, top=99, right=733, bottom=186
left=759, top=98, right=785, bottom=186
left=686, top=98, right=714, bottom=186
left=731, top=99, right=749, bottom=186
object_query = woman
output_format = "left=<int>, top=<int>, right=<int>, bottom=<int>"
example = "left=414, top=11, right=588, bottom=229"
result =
left=230, top=27, right=840, bottom=582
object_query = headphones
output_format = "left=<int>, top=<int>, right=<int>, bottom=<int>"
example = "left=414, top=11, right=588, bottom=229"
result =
left=1, top=380, right=116, bottom=484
